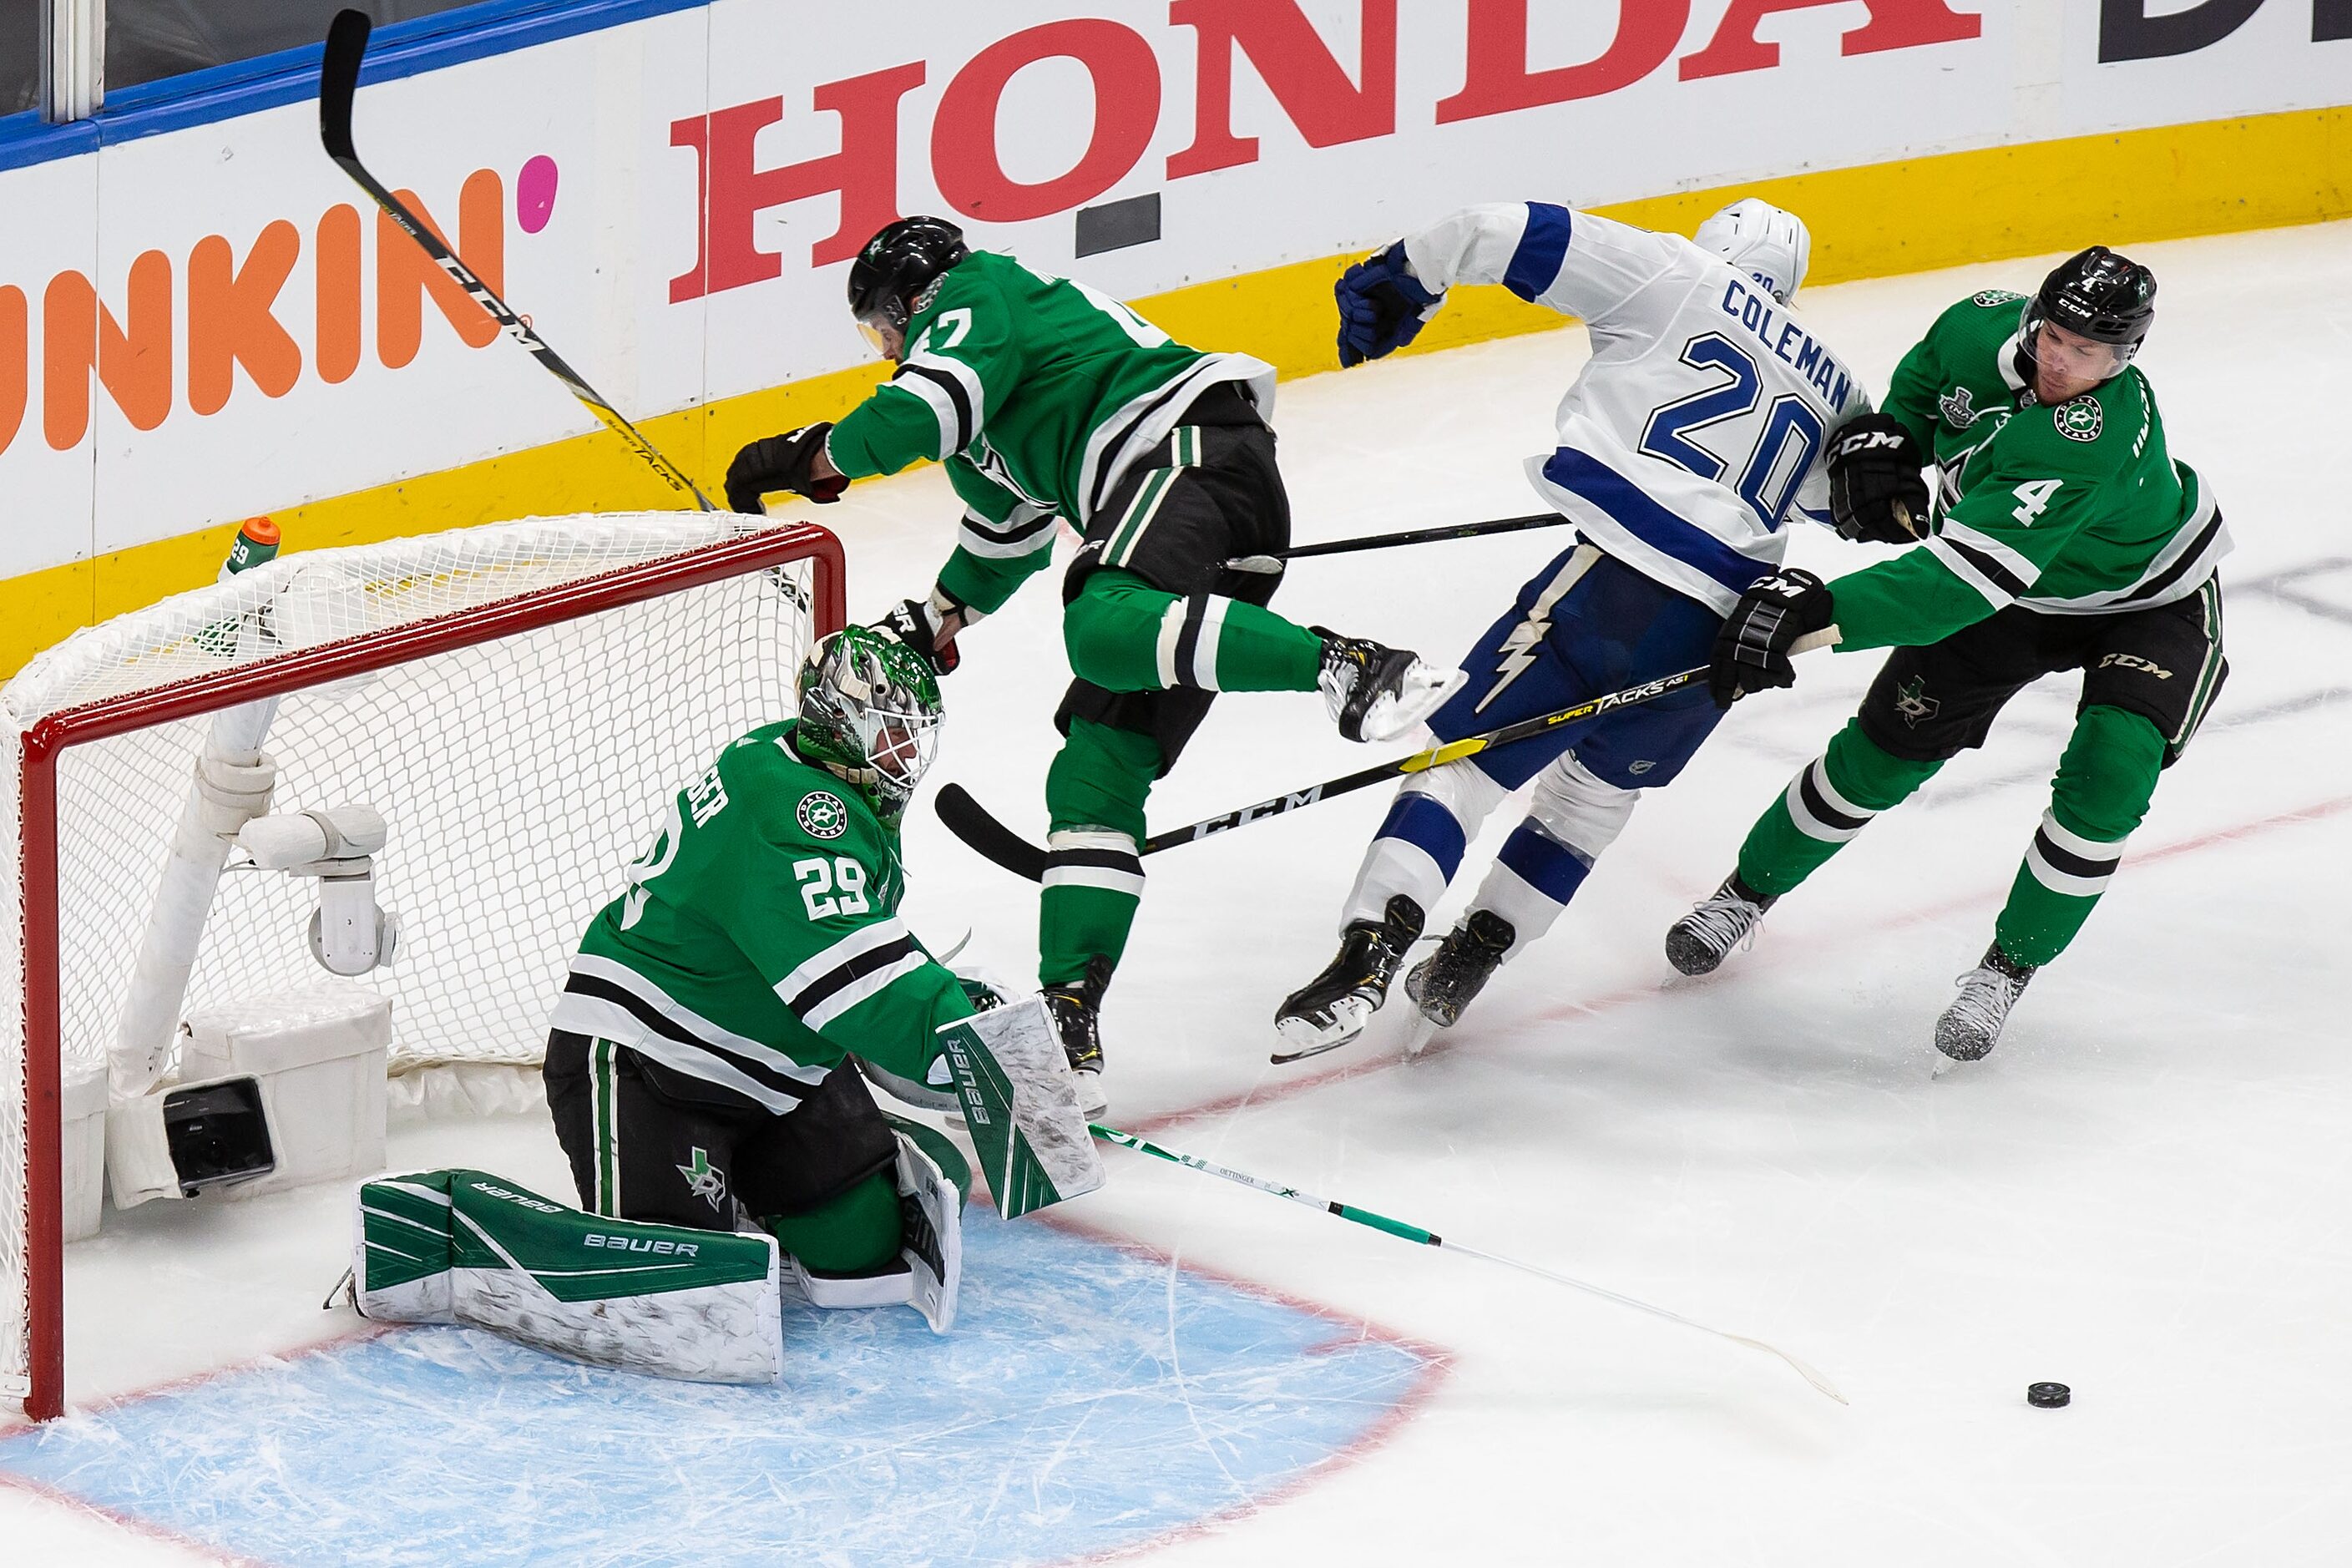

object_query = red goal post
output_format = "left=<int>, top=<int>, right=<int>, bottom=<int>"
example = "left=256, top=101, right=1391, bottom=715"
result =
left=3, top=515, right=844, bottom=1421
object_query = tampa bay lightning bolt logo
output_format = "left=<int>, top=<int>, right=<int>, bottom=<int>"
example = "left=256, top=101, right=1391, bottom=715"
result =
left=797, top=791, right=849, bottom=840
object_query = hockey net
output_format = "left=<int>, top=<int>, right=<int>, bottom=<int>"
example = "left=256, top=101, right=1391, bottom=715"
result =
left=0, top=513, right=843, bottom=1418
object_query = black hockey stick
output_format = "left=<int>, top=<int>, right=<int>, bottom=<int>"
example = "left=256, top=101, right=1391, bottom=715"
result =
left=1225, top=511, right=1566, bottom=574
left=933, top=625, right=1840, bottom=881
left=318, top=10, right=714, bottom=511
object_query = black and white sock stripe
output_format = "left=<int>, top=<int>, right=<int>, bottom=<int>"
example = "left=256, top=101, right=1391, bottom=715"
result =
left=1783, top=756, right=1877, bottom=843
left=1042, top=829, right=1146, bottom=898
left=1155, top=592, right=1229, bottom=690
left=2024, top=810, right=2127, bottom=898
left=958, top=503, right=1057, bottom=559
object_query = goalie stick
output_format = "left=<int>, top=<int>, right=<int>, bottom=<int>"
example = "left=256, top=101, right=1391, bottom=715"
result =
left=1092, top=1122, right=1846, bottom=1404
left=1224, top=511, right=1569, bottom=574
left=935, top=627, right=1840, bottom=881
left=319, top=10, right=714, bottom=512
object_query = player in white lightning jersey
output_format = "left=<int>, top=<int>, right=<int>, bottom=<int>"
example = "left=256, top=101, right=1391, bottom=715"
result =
left=1274, top=199, right=1876, bottom=1057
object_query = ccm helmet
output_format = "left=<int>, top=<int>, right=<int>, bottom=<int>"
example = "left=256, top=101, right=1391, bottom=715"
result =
left=2021, top=245, right=2156, bottom=382
left=847, top=216, right=969, bottom=357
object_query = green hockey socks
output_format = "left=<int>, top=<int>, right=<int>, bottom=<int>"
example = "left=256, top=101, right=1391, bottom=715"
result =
left=1735, top=720, right=1943, bottom=898
left=1992, top=704, right=2162, bottom=967
left=1065, top=569, right=1322, bottom=695
left=1039, top=719, right=1157, bottom=989
left=1735, top=706, right=2163, bottom=969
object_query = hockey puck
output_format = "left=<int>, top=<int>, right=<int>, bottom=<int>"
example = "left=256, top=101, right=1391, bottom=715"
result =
left=2026, top=1381, right=2071, bottom=1409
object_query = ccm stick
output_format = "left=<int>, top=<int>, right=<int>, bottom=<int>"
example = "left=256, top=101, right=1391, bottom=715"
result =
left=1093, top=1122, right=1846, bottom=1405
left=319, top=9, right=714, bottom=511
left=937, top=627, right=1840, bottom=881
left=1223, top=511, right=1570, bottom=574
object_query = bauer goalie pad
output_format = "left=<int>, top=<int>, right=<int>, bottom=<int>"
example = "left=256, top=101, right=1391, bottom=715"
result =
left=352, top=1169, right=784, bottom=1385
left=936, top=996, right=1105, bottom=1219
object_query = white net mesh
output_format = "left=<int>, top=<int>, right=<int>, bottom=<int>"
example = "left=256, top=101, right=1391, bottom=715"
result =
left=0, top=513, right=834, bottom=1407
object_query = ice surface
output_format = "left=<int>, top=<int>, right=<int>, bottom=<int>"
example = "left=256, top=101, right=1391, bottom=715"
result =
left=5, top=222, right=2351, bottom=1564
left=0, top=1211, right=1432, bottom=1565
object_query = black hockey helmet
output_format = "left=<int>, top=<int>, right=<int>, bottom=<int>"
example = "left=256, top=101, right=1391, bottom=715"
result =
left=847, top=216, right=969, bottom=354
left=2023, top=246, right=2156, bottom=376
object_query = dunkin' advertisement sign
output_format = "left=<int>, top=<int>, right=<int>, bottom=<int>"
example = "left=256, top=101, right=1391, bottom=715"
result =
left=0, top=0, right=2342, bottom=579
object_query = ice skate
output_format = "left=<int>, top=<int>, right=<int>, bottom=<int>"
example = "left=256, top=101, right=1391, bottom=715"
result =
left=1933, top=944, right=2036, bottom=1064
left=1315, top=629, right=1464, bottom=743
left=1664, top=874, right=1778, bottom=976
left=1272, top=896, right=1424, bottom=1063
left=1404, top=909, right=1515, bottom=1031
left=1044, top=955, right=1112, bottom=1117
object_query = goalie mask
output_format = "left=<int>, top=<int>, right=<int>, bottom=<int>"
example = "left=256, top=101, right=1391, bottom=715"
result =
left=797, top=626, right=944, bottom=819
left=1697, top=198, right=1812, bottom=305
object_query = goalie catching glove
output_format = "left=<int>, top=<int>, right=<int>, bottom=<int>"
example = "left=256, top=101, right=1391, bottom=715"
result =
left=1710, top=569, right=1834, bottom=707
left=725, top=423, right=847, bottom=513
left=1824, top=412, right=1928, bottom=544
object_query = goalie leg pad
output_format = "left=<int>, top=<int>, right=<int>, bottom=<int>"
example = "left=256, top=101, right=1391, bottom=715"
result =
left=352, top=1168, right=784, bottom=1384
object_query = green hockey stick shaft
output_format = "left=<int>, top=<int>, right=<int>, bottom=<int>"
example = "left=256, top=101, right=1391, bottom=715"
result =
left=1091, top=1122, right=1847, bottom=1405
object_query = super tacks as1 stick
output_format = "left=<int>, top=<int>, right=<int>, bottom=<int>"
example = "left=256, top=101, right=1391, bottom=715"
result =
left=318, top=9, right=714, bottom=512
left=1091, top=1122, right=1847, bottom=1405
left=935, top=627, right=1841, bottom=881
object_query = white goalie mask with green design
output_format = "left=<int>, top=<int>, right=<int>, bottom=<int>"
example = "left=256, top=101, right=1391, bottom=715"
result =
left=796, top=625, right=944, bottom=819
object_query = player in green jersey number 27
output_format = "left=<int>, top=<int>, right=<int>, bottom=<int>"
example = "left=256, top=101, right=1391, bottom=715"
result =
left=724, top=216, right=1464, bottom=1115
left=1670, top=245, right=2230, bottom=1063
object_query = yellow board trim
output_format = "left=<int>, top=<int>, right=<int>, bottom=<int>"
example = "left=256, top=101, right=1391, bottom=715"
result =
left=9, top=104, right=2349, bottom=677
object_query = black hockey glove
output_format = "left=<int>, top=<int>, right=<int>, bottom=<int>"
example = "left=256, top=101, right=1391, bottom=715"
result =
left=1334, top=243, right=1445, bottom=367
left=875, top=587, right=970, bottom=675
left=724, top=423, right=845, bottom=514
left=1824, top=412, right=1929, bottom=544
left=1710, top=569, right=1834, bottom=709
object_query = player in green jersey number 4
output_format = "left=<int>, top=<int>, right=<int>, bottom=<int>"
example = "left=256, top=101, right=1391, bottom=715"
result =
left=1668, top=247, right=2229, bottom=1062
left=724, top=217, right=1462, bottom=1113
left=542, top=627, right=1100, bottom=1334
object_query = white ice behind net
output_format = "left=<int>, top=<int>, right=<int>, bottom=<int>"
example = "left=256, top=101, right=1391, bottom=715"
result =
left=0, top=513, right=821, bottom=1400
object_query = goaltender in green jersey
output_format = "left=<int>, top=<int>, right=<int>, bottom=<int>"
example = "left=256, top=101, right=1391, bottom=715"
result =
left=540, top=626, right=1099, bottom=1333
left=1667, top=246, right=2228, bottom=1061
left=722, top=217, right=1463, bottom=1114
left=350, top=630, right=1101, bottom=1380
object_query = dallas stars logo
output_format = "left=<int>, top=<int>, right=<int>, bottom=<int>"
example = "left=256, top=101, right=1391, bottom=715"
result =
left=676, top=1147, right=728, bottom=1213
left=1894, top=676, right=1940, bottom=728
left=2054, top=397, right=2103, bottom=443
left=797, top=790, right=849, bottom=840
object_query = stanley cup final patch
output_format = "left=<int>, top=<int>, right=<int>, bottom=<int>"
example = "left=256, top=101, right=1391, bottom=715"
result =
left=2055, top=397, right=2103, bottom=443
left=797, top=790, right=850, bottom=840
